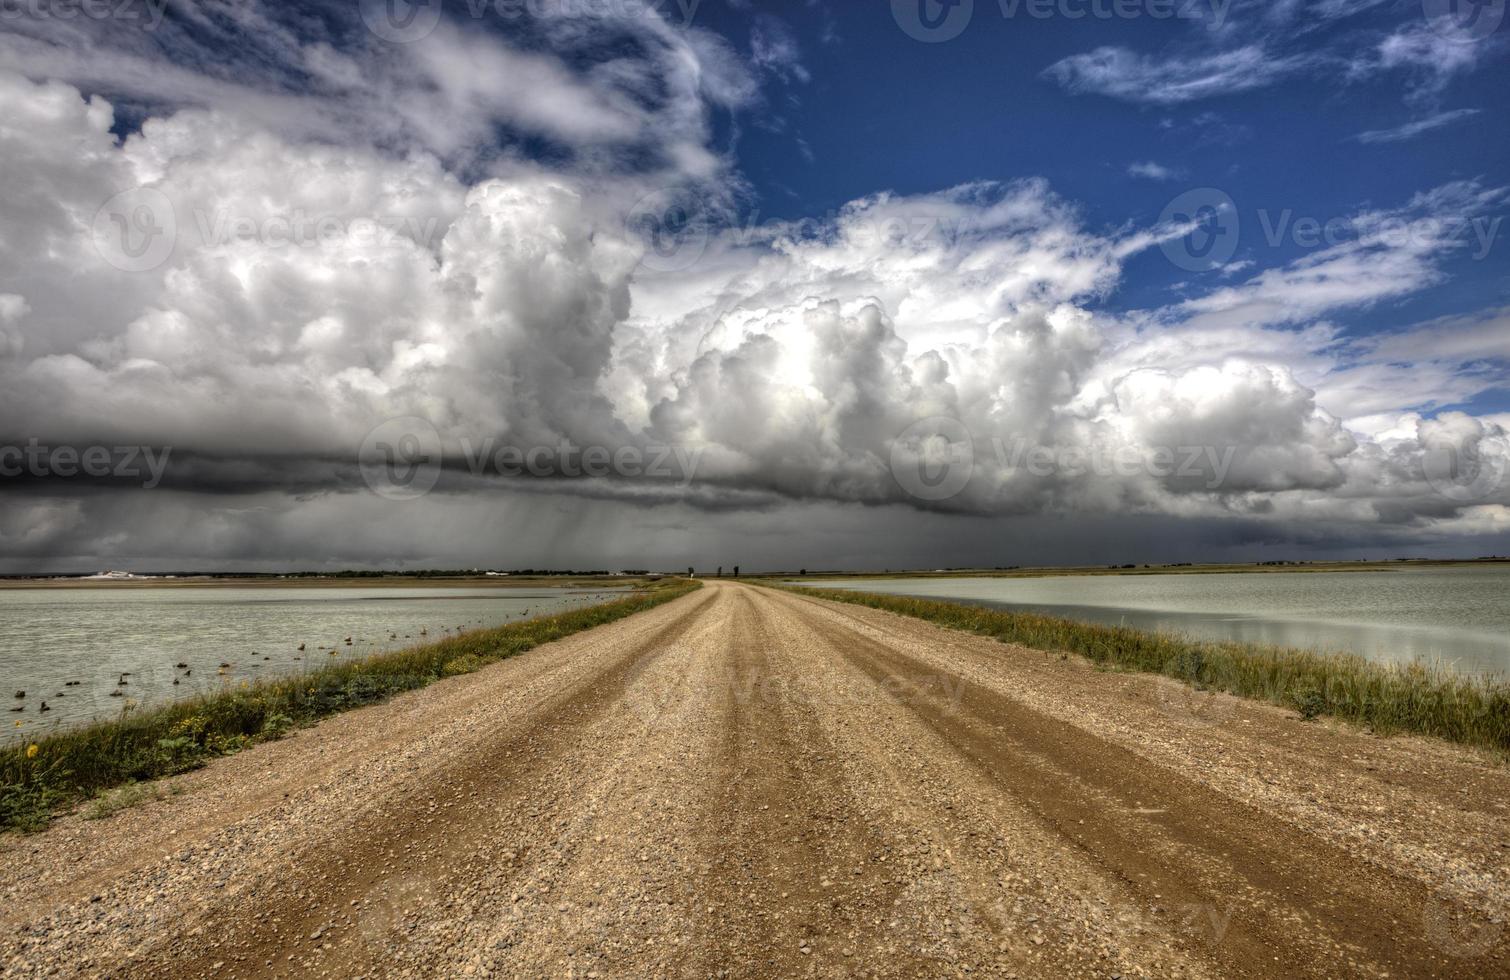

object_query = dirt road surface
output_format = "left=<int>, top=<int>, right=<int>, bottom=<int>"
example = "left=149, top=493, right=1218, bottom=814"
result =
left=3, top=580, right=1506, bottom=978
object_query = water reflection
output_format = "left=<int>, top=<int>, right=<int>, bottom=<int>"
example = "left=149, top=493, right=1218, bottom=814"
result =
left=1, top=586, right=625, bottom=743
left=802, top=567, right=1510, bottom=675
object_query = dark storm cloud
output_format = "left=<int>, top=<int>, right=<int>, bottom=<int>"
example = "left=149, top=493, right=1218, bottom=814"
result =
left=0, top=3, right=1507, bottom=570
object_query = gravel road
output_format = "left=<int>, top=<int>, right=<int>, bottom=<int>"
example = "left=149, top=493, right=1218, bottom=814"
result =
left=3, top=580, right=1506, bottom=978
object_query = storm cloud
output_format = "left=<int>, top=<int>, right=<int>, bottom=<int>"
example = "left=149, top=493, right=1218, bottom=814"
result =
left=0, top=1, right=1506, bottom=571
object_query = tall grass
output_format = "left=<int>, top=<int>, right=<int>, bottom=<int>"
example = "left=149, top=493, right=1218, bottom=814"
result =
left=1, top=579, right=699, bottom=832
left=780, top=585, right=1510, bottom=753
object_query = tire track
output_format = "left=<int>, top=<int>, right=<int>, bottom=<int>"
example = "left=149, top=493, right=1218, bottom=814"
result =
left=764, top=584, right=1508, bottom=978
left=4, top=581, right=1506, bottom=979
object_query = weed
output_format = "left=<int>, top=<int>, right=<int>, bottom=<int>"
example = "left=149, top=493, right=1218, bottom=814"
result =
left=775, top=585, right=1510, bottom=753
left=1, top=579, right=699, bottom=832
left=84, top=781, right=182, bottom=821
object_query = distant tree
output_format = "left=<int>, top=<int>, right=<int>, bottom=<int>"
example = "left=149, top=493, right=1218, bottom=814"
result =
left=799, top=568, right=807, bottom=575
left=717, top=566, right=723, bottom=577
left=733, top=565, right=739, bottom=577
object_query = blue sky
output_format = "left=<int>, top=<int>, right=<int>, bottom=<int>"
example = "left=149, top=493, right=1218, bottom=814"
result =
left=709, top=1, right=1508, bottom=400
left=0, top=0, right=1507, bottom=570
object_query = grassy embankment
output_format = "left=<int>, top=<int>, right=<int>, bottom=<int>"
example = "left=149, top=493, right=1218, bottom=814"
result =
left=776, top=584, right=1510, bottom=754
left=0, top=579, right=700, bottom=832
left=762, top=558, right=1507, bottom=581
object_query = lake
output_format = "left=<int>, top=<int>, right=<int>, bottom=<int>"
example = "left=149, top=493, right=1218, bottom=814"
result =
left=797, top=566, right=1510, bottom=676
left=1, top=585, right=627, bottom=744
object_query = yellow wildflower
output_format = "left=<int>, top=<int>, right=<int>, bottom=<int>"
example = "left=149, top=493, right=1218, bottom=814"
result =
left=26, top=743, right=38, bottom=759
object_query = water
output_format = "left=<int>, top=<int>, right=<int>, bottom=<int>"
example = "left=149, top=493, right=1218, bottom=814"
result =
left=798, top=567, right=1510, bottom=676
left=1, top=585, right=627, bottom=744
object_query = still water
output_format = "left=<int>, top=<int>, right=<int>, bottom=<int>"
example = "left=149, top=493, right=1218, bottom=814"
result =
left=1, top=585, right=625, bottom=743
left=800, top=567, right=1510, bottom=676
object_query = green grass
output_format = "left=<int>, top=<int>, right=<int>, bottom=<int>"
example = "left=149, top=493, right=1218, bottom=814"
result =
left=776, top=584, right=1510, bottom=753
left=0, top=579, right=699, bottom=833
left=755, top=558, right=1509, bottom=581
left=83, top=780, right=184, bottom=821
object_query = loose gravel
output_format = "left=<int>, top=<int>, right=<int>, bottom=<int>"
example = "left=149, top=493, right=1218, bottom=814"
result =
left=2, top=581, right=1505, bottom=978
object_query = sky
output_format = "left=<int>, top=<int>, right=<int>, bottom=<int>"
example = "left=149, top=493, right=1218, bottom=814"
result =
left=0, top=0, right=1507, bottom=572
